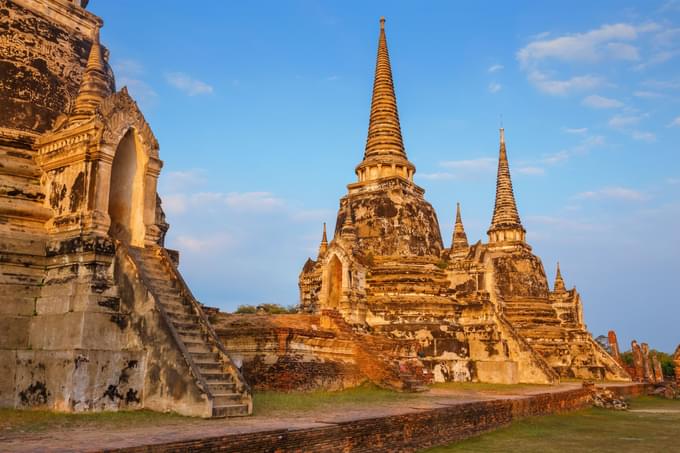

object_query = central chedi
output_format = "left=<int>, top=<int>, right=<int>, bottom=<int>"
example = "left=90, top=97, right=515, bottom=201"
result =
left=299, top=17, right=629, bottom=385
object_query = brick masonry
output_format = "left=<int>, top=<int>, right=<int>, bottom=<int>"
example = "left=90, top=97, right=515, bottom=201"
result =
left=108, top=384, right=648, bottom=453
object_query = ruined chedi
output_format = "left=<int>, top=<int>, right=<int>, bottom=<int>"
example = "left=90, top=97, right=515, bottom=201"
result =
left=299, top=17, right=628, bottom=384
left=0, top=0, right=250, bottom=417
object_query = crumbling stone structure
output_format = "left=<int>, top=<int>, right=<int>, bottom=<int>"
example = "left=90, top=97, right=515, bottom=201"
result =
left=0, top=0, right=250, bottom=417
left=651, top=354, right=664, bottom=384
left=298, top=18, right=628, bottom=385
left=674, top=345, right=680, bottom=385
left=608, top=330, right=623, bottom=366
left=631, top=341, right=645, bottom=382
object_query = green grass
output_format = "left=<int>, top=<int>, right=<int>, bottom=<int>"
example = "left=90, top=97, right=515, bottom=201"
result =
left=423, top=396, right=680, bottom=453
left=0, top=408, right=189, bottom=435
left=252, top=382, right=418, bottom=416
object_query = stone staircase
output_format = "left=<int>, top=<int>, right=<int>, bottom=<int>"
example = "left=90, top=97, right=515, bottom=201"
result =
left=321, top=309, right=429, bottom=392
left=127, top=246, right=252, bottom=417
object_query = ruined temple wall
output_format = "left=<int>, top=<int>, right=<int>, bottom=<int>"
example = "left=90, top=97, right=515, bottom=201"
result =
left=215, top=314, right=367, bottom=391
left=0, top=241, right=210, bottom=415
left=0, top=0, right=106, bottom=136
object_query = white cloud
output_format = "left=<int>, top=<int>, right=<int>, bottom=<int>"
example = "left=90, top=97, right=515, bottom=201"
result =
left=419, top=157, right=497, bottom=181
left=542, top=135, right=605, bottom=165
left=633, top=90, right=662, bottom=98
left=113, top=59, right=144, bottom=76
left=608, top=114, right=642, bottom=128
left=488, top=82, right=502, bottom=93
left=488, top=64, right=504, bottom=73
left=162, top=169, right=207, bottom=191
left=517, top=23, right=660, bottom=96
left=576, top=186, right=648, bottom=201
left=175, top=233, right=235, bottom=252
left=440, top=157, right=496, bottom=171
left=631, top=130, right=656, bottom=142
left=668, top=116, right=680, bottom=127
left=527, top=70, right=602, bottom=95
left=643, top=79, right=680, bottom=90
left=582, top=94, right=624, bottom=109
left=517, top=23, right=650, bottom=65
left=564, top=127, right=588, bottom=134
left=161, top=191, right=284, bottom=215
left=666, top=177, right=680, bottom=185
left=516, top=166, right=545, bottom=175
left=526, top=215, right=604, bottom=232
left=165, top=72, right=214, bottom=95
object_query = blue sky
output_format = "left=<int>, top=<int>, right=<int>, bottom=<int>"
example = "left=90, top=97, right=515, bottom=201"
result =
left=91, top=1, right=680, bottom=352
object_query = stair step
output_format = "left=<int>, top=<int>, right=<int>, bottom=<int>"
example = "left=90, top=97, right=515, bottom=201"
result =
left=212, top=404, right=249, bottom=418
left=190, top=351, right=220, bottom=361
left=212, top=392, right=242, bottom=405
left=202, top=371, right=231, bottom=381
left=208, top=381, right=236, bottom=393
left=186, top=344, right=212, bottom=354
left=198, top=362, right=223, bottom=372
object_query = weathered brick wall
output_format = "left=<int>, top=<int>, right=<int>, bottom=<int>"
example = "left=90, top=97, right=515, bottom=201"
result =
left=111, top=386, right=623, bottom=453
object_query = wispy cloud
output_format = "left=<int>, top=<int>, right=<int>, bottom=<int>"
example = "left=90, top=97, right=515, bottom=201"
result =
left=564, top=127, right=588, bottom=134
left=517, top=22, right=658, bottom=96
left=112, top=58, right=157, bottom=107
left=488, top=64, right=504, bottom=73
left=527, top=71, right=602, bottom=96
left=633, top=90, right=662, bottom=98
left=542, top=135, right=605, bottom=164
left=582, top=94, right=624, bottom=109
left=668, top=116, right=680, bottom=127
left=488, top=82, right=502, bottom=93
left=518, top=23, right=652, bottom=65
left=163, top=191, right=284, bottom=215
left=175, top=233, right=235, bottom=252
left=631, top=130, right=656, bottom=142
left=526, top=215, right=605, bottom=232
left=516, top=166, right=545, bottom=175
left=608, top=114, right=643, bottom=128
left=419, top=157, right=496, bottom=181
left=165, top=72, right=214, bottom=96
left=576, top=186, right=648, bottom=201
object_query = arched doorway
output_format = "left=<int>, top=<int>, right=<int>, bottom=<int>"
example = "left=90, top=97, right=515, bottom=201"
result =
left=326, top=255, right=343, bottom=309
left=108, top=129, right=146, bottom=246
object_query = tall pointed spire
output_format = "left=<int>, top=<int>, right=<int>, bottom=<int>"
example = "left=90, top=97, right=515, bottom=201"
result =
left=487, top=128, right=526, bottom=244
left=355, top=17, right=415, bottom=184
left=318, top=222, right=328, bottom=257
left=70, top=25, right=112, bottom=124
left=451, top=202, right=469, bottom=252
left=554, top=262, right=566, bottom=293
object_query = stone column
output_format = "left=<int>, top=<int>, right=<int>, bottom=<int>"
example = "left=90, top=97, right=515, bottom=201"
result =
left=608, top=330, right=622, bottom=365
left=651, top=354, right=664, bottom=383
left=641, top=343, right=653, bottom=383
left=631, top=341, right=644, bottom=382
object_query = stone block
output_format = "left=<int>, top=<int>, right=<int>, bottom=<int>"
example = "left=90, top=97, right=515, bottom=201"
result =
left=0, top=316, right=31, bottom=348
left=475, top=360, right=518, bottom=384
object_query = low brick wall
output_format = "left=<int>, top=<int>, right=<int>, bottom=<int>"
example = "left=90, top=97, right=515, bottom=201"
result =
left=107, top=384, right=653, bottom=453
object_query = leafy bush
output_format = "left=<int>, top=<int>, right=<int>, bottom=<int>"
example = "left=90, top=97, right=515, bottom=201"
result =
left=234, top=303, right=297, bottom=314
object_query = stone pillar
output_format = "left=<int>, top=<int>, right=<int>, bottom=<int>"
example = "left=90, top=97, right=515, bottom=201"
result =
left=631, top=341, right=644, bottom=382
left=651, top=354, right=664, bottom=383
left=674, top=345, right=680, bottom=385
left=641, top=343, right=653, bottom=383
left=608, top=330, right=622, bottom=365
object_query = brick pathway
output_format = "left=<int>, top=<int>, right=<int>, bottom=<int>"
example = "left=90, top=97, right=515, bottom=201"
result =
left=1, top=383, right=611, bottom=452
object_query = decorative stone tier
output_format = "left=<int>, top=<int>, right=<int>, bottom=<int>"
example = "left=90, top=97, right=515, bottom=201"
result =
left=339, top=177, right=443, bottom=257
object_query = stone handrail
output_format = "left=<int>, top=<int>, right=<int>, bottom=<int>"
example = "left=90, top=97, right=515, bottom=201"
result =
left=156, top=246, right=252, bottom=400
left=120, top=244, right=215, bottom=411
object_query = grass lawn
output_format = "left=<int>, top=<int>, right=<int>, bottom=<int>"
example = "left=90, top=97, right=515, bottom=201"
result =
left=423, top=396, right=680, bottom=453
left=252, top=382, right=419, bottom=416
left=0, top=408, right=190, bottom=436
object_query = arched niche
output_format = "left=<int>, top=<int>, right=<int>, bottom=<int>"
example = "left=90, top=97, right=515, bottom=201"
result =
left=325, top=255, right=343, bottom=309
left=108, top=128, right=147, bottom=246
